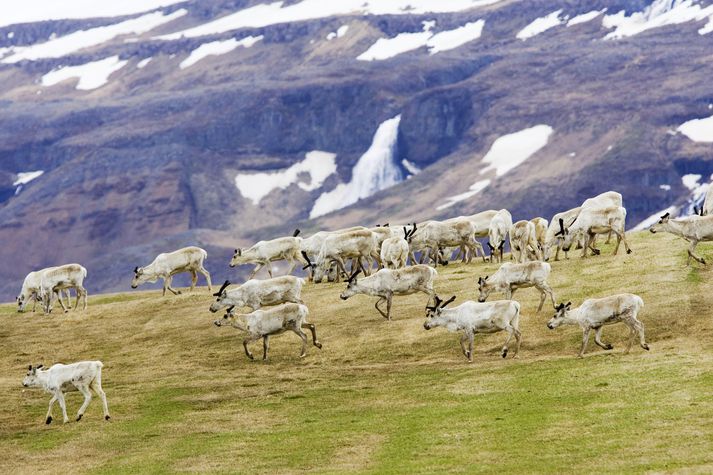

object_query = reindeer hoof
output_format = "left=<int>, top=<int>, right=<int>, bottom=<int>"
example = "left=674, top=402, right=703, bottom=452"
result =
left=315, top=342, right=323, bottom=349
left=176, top=290, right=182, bottom=295
left=702, top=259, right=707, bottom=265
left=643, top=344, right=650, bottom=351
left=593, top=249, right=601, bottom=255
left=606, top=344, right=614, bottom=350
left=502, top=349, right=508, bottom=358
left=627, top=249, right=632, bottom=254
left=105, top=415, right=111, bottom=421
left=46, top=416, right=53, bottom=425
left=247, top=354, right=254, bottom=360
left=76, top=414, right=83, bottom=422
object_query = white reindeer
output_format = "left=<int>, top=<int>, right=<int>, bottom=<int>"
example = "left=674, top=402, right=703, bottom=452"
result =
left=17, top=268, right=71, bottom=313
left=477, top=261, right=555, bottom=312
left=547, top=294, right=648, bottom=357
left=39, top=263, right=88, bottom=314
left=581, top=191, right=623, bottom=244
left=561, top=206, right=631, bottom=257
left=415, top=219, right=484, bottom=267
left=487, top=209, right=513, bottom=262
left=447, top=210, right=498, bottom=261
left=339, top=264, right=437, bottom=320
left=132, top=246, right=212, bottom=295
left=311, top=229, right=381, bottom=283
left=209, top=277, right=304, bottom=316
left=22, top=361, right=110, bottom=425
left=423, top=295, right=522, bottom=362
left=509, top=220, right=542, bottom=263
left=649, top=212, right=713, bottom=266
left=230, top=229, right=307, bottom=279
left=530, top=217, right=548, bottom=252
left=380, top=224, right=417, bottom=269
left=213, top=303, right=322, bottom=360
left=543, top=207, right=581, bottom=261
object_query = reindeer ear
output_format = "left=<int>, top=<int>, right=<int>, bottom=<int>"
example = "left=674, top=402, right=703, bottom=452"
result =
left=37, top=364, right=43, bottom=369
left=566, top=302, right=571, bottom=308
left=28, top=364, right=32, bottom=371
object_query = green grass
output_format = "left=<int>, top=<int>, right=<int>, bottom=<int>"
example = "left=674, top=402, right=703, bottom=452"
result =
left=1, top=232, right=713, bottom=474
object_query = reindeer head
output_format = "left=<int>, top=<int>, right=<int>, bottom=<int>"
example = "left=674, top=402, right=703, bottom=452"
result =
left=477, top=276, right=492, bottom=302
left=210, top=280, right=236, bottom=313
left=229, top=248, right=244, bottom=268
left=339, top=269, right=362, bottom=300
left=403, top=223, right=418, bottom=243
left=131, top=266, right=150, bottom=288
left=547, top=302, right=571, bottom=329
left=649, top=212, right=670, bottom=234
left=423, top=295, right=456, bottom=328
left=22, top=364, right=44, bottom=388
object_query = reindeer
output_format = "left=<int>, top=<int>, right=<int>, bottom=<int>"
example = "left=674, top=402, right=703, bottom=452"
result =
left=230, top=229, right=308, bottom=279
left=213, top=303, right=321, bottom=360
left=339, top=265, right=437, bottom=320
left=414, top=219, right=484, bottom=267
left=310, top=230, right=381, bottom=283
left=561, top=206, right=631, bottom=257
left=477, top=261, right=555, bottom=312
left=132, top=246, right=211, bottom=296
left=423, top=296, right=522, bottom=362
left=509, top=220, right=542, bottom=263
left=39, top=264, right=88, bottom=314
left=447, top=210, right=498, bottom=261
left=649, top=212, right=713, bottom=266
left=543, top=207, right=581, bottom=261
left=380, top=224, right=417, bottom=269
left=487, top=209, right=512, bottom=262
left=547, top=294, right=648, bottom=358
left=209, top=277, right=304, bottom=317
left=530, top=217, right=548, bottom=252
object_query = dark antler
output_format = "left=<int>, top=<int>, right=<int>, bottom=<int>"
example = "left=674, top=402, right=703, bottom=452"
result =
left=213, top=280, right=230, bottom=297
left=661, top=212, right=670, bottom=219
left=133, top=266, right=139, bottom=274
left=301, top=251, right=314, bottom=270
left=440, top=296, right=456, bottom=308
left=347, top=268, right=361, bottom=283
left=293, top=228, right=301, bottom=237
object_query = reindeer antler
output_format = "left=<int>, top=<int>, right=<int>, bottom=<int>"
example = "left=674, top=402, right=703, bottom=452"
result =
left=440, top=296, right=456, bottom=308
left=213, top=280, right=230, bottom=297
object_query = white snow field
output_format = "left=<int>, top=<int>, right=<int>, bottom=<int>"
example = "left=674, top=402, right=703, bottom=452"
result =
left=603, top=0, right=713, bottom=39
left=0, top=0, right=187, bottom=28
left=13, top=171, right=44, bottom=187
left=157, top=0, right=500, bottom=40
left=180, top=36, right=262, bottom=69
left=516, top=10, right=564, bottom=40
left=136, top=58, right=152, bottom=68
left=567, top=10, right=606, bottom=26
left=437, top=179, right=490, bottom=210
left=426, top=20, right=485, bottom=54
left=310, top=115, right=402, bottom=218
left=677, top=115, right=713, bottom=142
left=327, top=25, right=349, bottom=40
left=41, top=55, right=129, bottom=90
left=2, top=9, right=186, bottom=63
left=479, top=125, right=554, bottom=176
left=235, top=151, right=337, bottom=205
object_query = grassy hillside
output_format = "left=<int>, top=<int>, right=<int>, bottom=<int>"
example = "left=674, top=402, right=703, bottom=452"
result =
left=1, top=232, right=712, bottom=474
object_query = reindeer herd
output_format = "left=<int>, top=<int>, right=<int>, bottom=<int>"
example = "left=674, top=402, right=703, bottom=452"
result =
left=17, top=189, right=713, bottom=425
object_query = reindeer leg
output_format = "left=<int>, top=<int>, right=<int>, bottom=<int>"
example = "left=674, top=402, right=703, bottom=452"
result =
left=198, top=266, right=212, bottom=291
left=76, top=384, right=92, bottom=421
left=266, top=261, right=274, bottom=278
left=302, top=322, right=322, bottom=349
left=459, top=333, right=469, bottom=359
left=243, top=335, right=260, bottom=360
left=189, top=271, right=197, bottom=291
left=45, top=394, right=57, bottom=424
left=262, top=335, right=270, bottom=361
left=249, top=263, right=262, bottom=279
left=374, top=297, right=389, bottom=319
left=687, top=240, right=705, bottom=265
left=295, top=327, right=308, bottom=358
left=166, top=276, right=181, bottom=295
left=501, top=325, right=516, bottom=358
left=467, top=331, right=474, bottom=362
left=594, top=327, right=613, bottom=350
left=579, top=327, right=591, bottom=357
left=635, top=320, right=649, bottom=351
left=386, top=293, right=393, bottom=321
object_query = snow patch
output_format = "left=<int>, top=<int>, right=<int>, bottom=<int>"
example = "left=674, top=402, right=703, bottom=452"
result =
left=180, top=36, right=262, bottom=69
left=436, top=179, right=490, bottom=210
left=517, top=10, right=564, bottom=40
left=137, top=57, right=152, bottom=68
left=2, top=9, right=186, bottom=63
left=660, top=184, right=671, bottom=191
left=310, top=115, right=402, bottom=218
left=479, top=125, right=553, bottom=177
left=327, top=24, right=349, bottom=40
left=41, top=55, right=128, bottom=90
left=426, top=20, right=484, bottom=54
left=602, top=0, right=713, bottom=39
left=401, top=159, right=421, bottom=175
left=13, top=170, right=44, bottom=187
left=677, top=114, right=713, bottom=142
left=7, top=32, right=14, bottom=39
left=682, top=173, right=702, bottom=190
left=0, top=0, right=187, bottom=29
left=157, top=0, right=501, bottom=40
left=633, top=206, right=678, bottom=231
left=235, top=151, right=337, bottom=205
left=567, top=9, right=606, bottom=26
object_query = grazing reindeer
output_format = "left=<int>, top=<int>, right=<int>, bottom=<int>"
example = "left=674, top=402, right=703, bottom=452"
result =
left=562, top=206, right=631, bottom=257
left=530, top=217, right=548, bottom=252
left=423, top=295, right=522, bottom=362
left=39, top=264, right=88, bottom=314
left=447, top=210, right=498, bottom=261
left=213, top=303, right=321, bottom=360
left=132, top=246, right=211, bottom=296
left=311, top=230, right=381, bottom=283
left=230, top=229, right=307, bottom=279
left=649, top=212, right=713, bottom=266
left=17, top=268, right=71, bottom=313
left=339, top=265, right=437, bottom=320
left=543, top=207, right=581, bottom=261
left=22, top=361, right=110, bottom=425
left=509, top=220, right=542, bottom=263
left=547, top=294, right=648, bottom=358
left=380, top=224, right=417, bottom=269
left=477, top=261, right=555, bottom=312
left=487, top=209, right=512, bottom=263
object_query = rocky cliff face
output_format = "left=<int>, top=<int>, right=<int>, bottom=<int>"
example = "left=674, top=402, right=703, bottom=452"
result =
left=1, top=0, right=712, bottom=299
